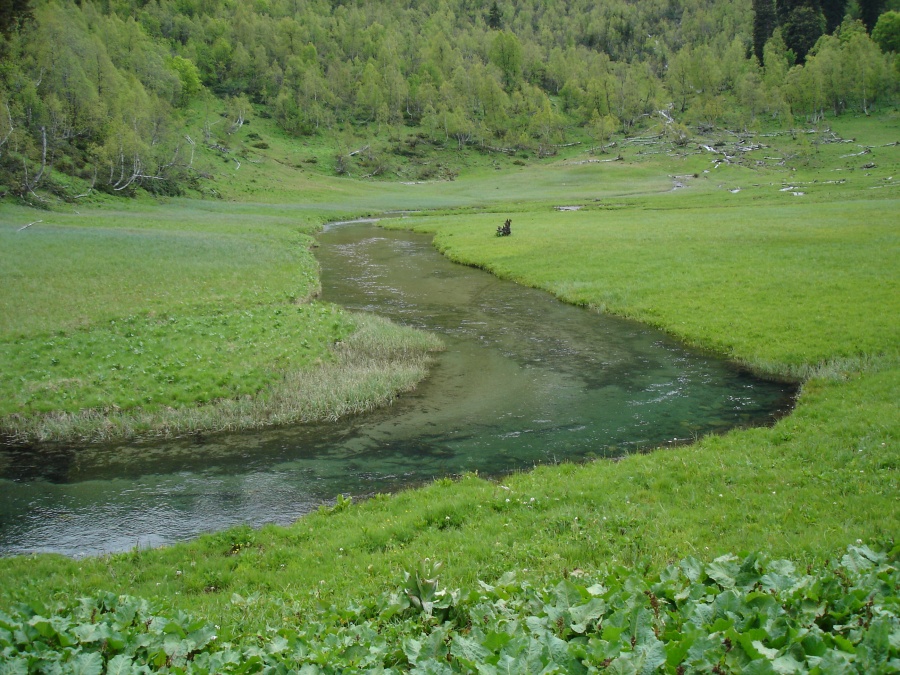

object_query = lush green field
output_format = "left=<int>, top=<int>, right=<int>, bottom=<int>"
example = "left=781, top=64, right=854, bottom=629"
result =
left=0, top=113, right=898, bottom=671
left=0, top=196, right=443, bottom=441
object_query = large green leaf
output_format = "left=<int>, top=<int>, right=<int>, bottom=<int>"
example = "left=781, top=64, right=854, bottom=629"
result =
left=450, top=634, right=491, bottom=664
left=104, top=654, right=135, bottom=675
left=0, top=658, right=28, bottom=675
left=706, top=556, right=740, bottom=589
left=569, top=598, right=606, bottom=634
left=68, top=651, right=103, bottom=675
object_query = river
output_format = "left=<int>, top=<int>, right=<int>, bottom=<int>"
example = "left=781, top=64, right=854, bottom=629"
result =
left=0, top=221, right=795, bottom=556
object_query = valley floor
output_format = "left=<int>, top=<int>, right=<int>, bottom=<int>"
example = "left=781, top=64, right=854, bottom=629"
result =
left=0, top=115, right=897, bottom=656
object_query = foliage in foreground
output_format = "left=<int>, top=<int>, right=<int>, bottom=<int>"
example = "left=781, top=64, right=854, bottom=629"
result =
left=1, top=546, right=897, bottom=674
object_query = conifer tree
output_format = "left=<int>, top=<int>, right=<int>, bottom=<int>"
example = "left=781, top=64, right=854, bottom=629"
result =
left=778, top=0, right=827, bottom=62
left=820, top=0, right=848, bottom=33
left=0, top=0, right=31, bottom=36
left=488, top=2, right=501, bottom=30
left=858, top=0, right=887, bottom=32
left=753, top=0, right=778, bottom=63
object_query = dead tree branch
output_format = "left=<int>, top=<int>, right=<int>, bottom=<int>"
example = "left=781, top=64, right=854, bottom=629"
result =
left=73, top=168, right=97, bottom=199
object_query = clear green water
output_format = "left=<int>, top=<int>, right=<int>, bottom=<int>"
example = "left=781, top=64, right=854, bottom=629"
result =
left=0, top=222, right=795, bottom=556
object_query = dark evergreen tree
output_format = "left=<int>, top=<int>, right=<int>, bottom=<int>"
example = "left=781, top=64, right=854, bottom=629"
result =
left=753, top=0, right=778, bottom=63
left=776, top=0, right=822, bottom=23
left=0, top=0, right=32, bottom=35
left=487, top=1, right=501, bottom=30
left=858, top=0, right=886, bottom=32
left=820, top=0, right=848, bottom=33
left=779, top=1, right=826, bottom=62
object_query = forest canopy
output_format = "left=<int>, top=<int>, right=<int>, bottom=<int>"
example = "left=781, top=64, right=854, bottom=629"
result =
left=0, top=0, right=897, bottom=200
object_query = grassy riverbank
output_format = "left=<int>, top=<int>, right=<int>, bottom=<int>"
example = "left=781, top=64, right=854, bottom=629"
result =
left=0, top=202, right=442, bottom=442
left=0, top=114, right=897, bottom=662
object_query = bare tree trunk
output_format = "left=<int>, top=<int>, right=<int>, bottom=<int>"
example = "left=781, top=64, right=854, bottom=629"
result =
left=0, top=102, right=13, bottom=158
left=22, top=126, right=48, bottom=198
left=185, top=135, right=195, bottom=166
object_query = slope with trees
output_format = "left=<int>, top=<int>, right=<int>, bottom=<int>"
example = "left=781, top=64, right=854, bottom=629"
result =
left=1, top=0, right=897, bottom=202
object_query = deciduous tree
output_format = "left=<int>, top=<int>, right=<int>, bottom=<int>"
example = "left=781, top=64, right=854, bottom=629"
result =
left=872, top=10, right=900, bottom=51
left=489, top=30, right=522, bottom=91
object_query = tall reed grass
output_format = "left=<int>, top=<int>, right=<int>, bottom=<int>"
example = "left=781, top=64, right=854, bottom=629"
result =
left=0, top=313, right=442, bottom=444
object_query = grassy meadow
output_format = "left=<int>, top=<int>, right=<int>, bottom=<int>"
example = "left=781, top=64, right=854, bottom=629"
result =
left=0, top=198, right=443, bottom=441
left=0, top=109, right=898, bottom=668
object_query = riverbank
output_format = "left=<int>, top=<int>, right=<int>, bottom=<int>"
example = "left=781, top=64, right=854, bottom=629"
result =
left=0, top=204, right=442, bottom=444
left=0, top=311, right=442, bottom=444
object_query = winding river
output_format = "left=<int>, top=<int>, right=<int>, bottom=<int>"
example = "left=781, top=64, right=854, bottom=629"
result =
left=0, top=221, right=795, bottom=557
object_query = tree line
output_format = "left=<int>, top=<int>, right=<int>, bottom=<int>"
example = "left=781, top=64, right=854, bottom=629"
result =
left=1, top=0, right=898, bottom=200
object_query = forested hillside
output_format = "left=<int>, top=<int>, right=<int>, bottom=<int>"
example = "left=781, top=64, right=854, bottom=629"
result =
left=0, top=0, right=897, bottom=201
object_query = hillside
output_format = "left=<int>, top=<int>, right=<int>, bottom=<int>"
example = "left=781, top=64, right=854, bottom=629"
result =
left=1, top=0, right=897, bottom=202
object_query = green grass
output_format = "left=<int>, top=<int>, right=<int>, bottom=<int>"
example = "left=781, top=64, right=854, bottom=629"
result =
left=1, top=305, right=353, bottom=416
left=0, top=203, right=323, bottom=338
left=409, top=197, right=898, bottom=378
left=0, top=113, right=897, bottom=657
left=0, top=196, right=443, bottom=441
left=0, top=311, right=441, bottom=443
